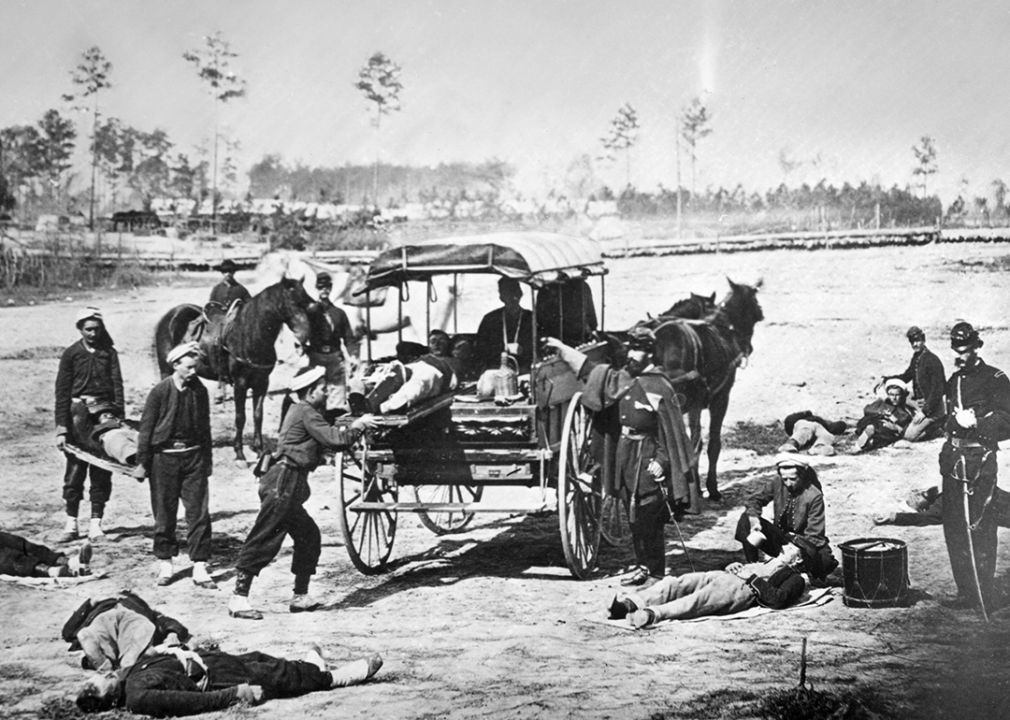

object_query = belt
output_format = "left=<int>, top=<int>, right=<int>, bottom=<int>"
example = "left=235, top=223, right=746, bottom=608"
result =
left=621, top=427, right=652, bottom=439
left=72, top=395, right=104, bottom=405
left=948, top=437, right=988, bottom=449
left=159, top=441, right=200, bottom=454
left=314, top=346, right=337, bottom=355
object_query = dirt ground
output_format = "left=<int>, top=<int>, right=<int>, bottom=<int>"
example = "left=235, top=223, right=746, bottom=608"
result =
left=3, top=242, right=1010, bottom=719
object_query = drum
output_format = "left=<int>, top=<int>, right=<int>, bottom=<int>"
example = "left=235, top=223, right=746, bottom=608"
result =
left=839, top=537, right=909, bottom=608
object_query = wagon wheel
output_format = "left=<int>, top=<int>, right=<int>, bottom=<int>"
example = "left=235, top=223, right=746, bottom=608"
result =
left=600, top=494, right=632, bottom=548
left=335, top=446, right=397, bottom=574
left=558, top=392, right=602, bottom=579
left=414, top=484, right=484, bottom=535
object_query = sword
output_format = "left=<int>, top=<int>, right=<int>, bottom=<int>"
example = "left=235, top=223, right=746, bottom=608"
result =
left=962, top=478, right=989, bottom=622
left=955, top=376, right=990, bottom=622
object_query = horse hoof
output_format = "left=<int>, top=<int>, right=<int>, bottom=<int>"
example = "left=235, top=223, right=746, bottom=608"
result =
left=707, top=490, right=722, bottom=502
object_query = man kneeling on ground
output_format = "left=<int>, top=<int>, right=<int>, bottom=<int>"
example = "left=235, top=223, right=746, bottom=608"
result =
left=76, top=643, right=382, bottom=716
left=608, top=542, right=807, bottom=629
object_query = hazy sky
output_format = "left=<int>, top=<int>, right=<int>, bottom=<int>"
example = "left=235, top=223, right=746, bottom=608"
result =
left=3, top=0, right=1010, bottom=202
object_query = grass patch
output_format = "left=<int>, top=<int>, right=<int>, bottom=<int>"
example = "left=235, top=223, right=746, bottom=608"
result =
left=644, top=686, right=899, bottom=720
left=725, top=420, right=785, bottom=456
left=0, top=346, right=64, bottom=361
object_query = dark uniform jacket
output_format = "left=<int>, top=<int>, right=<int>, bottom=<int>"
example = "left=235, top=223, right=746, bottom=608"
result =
left=944, top=358, right=1010, bottom=447
left=475, top=306, right=535, bottom=372
left=54, top=340, right=124, bottom=435
left=209, top=281, right=251, bottom=307
left=136, top=377, right=212, bottom=475
left=580, top=361, right=699, bottom=515
left=745, top=565, right=806, bottom=609
left=309, top=300, right=358, bottom=356
left=277, top=402, right=359, bottom=472
left=744, top=477, right=829, bottom=550
left=895, top=347, right=946, bottom=420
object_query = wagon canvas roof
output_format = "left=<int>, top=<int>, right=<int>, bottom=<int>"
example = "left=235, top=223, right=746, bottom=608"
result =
left=360, top=232, right=606, bottom=291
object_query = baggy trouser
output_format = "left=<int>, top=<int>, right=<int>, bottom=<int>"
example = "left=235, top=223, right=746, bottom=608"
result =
left=940, top=443, right=998, bottom=607
left=148, top=449, right=212, bottom=561
left=235, top=464, right=321, bottom=579
left=0, top=531, right=65, bottom=576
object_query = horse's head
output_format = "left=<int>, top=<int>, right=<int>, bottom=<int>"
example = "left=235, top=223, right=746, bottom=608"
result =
left=722, top=277, right=764, bottom=355
left=661, top=292, right=716, bottom=320
left=276, top=275, right=313, bottom=348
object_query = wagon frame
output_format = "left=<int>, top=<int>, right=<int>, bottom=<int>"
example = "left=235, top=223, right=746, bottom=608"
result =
left=333, top=232, right=616, bottom=579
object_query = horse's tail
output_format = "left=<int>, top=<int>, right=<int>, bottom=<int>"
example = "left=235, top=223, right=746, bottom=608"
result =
left=153, top=304, right=203, bottom=378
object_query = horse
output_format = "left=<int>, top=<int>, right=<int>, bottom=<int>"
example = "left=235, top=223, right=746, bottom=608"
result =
left=154, top=275, right=314, bottom=466
left=651, top=279, right=764, bottom=501
left=633, top=292, right=717, bottom=330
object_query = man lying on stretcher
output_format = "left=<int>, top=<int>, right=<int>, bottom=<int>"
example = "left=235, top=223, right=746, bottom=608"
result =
left=348, top=341, right=457, bottom=415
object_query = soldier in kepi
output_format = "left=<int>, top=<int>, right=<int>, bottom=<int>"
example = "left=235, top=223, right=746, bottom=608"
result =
left=546, top=327, right=699, bottom=589
left=938, top=322, right=1010, bottom=615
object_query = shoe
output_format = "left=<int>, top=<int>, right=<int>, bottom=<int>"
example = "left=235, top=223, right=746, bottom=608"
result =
left=290, top=594, right=322, bottom=613
left=69, top=541, right=93, bottom=576
left=305, top=643, right=327, bottom=672
left=808, top=444, right=836, bottom=457
left=157, top=560, right=174, bottom=587
left=192, top=562, right=218, bottom=590
left=59, top=517, right=79, bottom=544
left=88, top=518, right=105, bottom=541
left=620, top=568, right=651, bottom=587
left=631, top=608, right=657, bottom=629
left=228, top=594, right=264, bottom=620
left=777, top=441, right=800, bottom=453
left=330, top=654, right=383, bottom=688
left=607, top=594, right=637, bottom=620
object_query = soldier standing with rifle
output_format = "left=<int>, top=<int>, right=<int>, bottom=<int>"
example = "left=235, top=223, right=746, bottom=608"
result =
left=939, top=322, right=1010, bottom=617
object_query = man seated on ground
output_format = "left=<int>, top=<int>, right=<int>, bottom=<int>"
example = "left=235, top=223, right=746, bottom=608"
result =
left=349, top=341, right=457, bottom=415
left=607, top=542, right=807, bottom=629
left=0, top=530, right=90, bottom=578
left=734, top=454, right=838, bottom=584
left=883, top=326, right=946, bottom=441
left=852, top=378, right=914, bottom=453
left=63, top=590, right=190, bottom=671
left=76, top=642, right=383, bottom=716
left=778, top=410, right=848, bottom=456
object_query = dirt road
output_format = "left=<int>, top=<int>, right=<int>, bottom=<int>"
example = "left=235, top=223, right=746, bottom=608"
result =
left=3, top=243, right=1009, bottom=719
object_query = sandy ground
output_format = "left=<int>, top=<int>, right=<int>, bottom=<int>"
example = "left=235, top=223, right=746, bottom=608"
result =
left=3, top=243, right=1010, bottom=719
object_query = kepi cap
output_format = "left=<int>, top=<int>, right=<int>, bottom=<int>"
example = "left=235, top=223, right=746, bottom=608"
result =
left=950, top=321, right=983, bottom=351
left=315, top=272, right=333, bottom=289
left=906, top=326, right=925, bottom=342
left=215, top=259, right=238, bottom=273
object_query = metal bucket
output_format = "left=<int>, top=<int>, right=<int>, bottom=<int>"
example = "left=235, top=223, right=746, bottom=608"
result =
left=839, top=537, right=910, bottom=608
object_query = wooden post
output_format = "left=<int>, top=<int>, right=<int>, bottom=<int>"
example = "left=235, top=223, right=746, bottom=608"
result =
left=798, top=637, right=808, bottom=688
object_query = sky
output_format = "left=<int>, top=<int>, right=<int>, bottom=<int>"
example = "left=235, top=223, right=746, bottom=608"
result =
left=3, top=0, right=1010, bottom=203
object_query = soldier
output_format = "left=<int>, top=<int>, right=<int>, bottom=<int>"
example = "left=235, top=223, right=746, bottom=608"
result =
left=136, top=342, right=215, bottom=589
left=229, top=366, right=376, bottom=619
left=55, top=307, right=124, bottom=542
left=209, top=259, right=251, bottom=307
left=939, top=322, right=1010, bottom=614
left=546, top=328, right=698, bottom=588
left=307, top=271, right=359, bottom=416
left=883, top=326, right=946, bottom=441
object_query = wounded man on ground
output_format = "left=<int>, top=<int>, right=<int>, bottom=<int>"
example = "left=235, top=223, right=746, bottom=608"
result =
left=76, top=642, right=383, bottom=716
left=608, top=542, right=807, bottom=629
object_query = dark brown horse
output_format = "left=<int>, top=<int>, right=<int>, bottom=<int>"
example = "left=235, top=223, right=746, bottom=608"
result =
left=652, top=279, right=764, bottom=501
left=154, top=276, right=313, bottom=465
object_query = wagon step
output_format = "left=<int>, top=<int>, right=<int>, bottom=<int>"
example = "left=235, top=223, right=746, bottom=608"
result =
left=349, top=501, right=553, bottom=514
